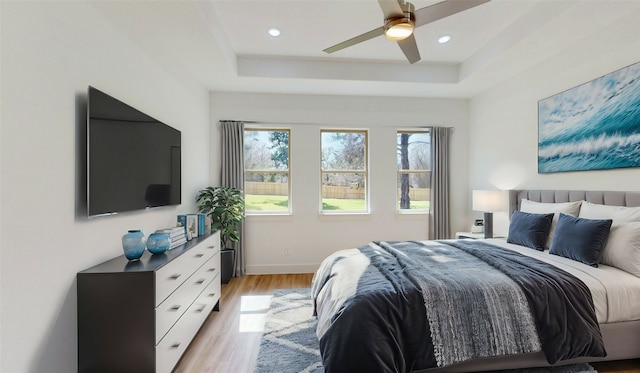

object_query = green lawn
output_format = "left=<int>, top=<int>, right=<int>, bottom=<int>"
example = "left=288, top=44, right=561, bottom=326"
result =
left=245, top=194, right=289, bottom=211
left=321, top=198, right=366, bottom=211
left=246, top=194, right=429, bottom=211
left=398, top=200, right=430, bottom=210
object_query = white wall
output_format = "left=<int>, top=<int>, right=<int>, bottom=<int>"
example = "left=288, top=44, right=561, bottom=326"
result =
left=0, top=2, right=210, bottom=372
left=469, top=9, right=640, bottom=236
left=210, top=92, right=470, bottom=273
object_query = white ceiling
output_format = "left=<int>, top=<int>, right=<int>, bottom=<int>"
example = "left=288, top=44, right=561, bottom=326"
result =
left=91, top=0, right=640, bottom=99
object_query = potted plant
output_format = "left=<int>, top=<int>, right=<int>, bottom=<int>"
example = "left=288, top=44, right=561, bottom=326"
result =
left=196, top=186, right=245, bottom=284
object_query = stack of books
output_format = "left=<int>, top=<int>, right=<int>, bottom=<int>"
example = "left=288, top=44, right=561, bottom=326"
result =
left=155, top=226, right=187, bottom=250
left=177, top=213, right=211, bottom=240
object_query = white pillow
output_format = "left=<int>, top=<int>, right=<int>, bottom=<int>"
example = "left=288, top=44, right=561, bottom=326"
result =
left=601, top=222, right=640, bottom=277
left=578, top=201, right=640, bottom=222
left=519, top=199, right=583, bottom=249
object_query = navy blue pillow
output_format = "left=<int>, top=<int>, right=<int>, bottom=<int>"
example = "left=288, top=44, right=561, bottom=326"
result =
left=549, top=213, right=612, bottom=267
left=507, top=211, right=554, bottom=251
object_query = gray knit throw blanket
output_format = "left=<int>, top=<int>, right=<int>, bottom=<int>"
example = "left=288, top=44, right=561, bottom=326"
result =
left=376, top=241, right=542, bottom=367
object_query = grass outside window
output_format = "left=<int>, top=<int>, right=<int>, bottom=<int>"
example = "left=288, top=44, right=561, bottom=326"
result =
left=244, top=128, right=290, bottom=213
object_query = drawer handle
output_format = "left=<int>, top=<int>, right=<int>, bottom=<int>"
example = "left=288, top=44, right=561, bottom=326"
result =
left=196, top=278, right=206, bottom=285
left=194, top=253, right=204, bottom=258
left=195, top=305, right=207, bottom=313
left=169, top=274, right=181, bottom=280
left=169, top=305, right=181, bottom=312
left=171, top=343, right=181, bottom=349
left=206, top=245, right=215, bottom=249
left=208, top=292, right=216, bottom=298
left=207, top=267, right=216, bottom=272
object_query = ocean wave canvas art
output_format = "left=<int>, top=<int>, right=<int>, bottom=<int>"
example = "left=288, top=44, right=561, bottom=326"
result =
left=538, top=61, right=640, bottom=173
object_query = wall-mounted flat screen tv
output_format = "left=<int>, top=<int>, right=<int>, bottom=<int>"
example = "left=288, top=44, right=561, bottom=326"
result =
left=87, top=86, right=181, bottom=217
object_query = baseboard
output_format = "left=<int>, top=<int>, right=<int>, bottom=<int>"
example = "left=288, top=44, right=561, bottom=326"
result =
left=246, top=263, right=319, bottom=275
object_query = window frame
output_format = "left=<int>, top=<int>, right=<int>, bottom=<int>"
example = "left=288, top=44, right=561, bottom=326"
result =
left=396, top=129, right=431, bottom=214
left=243, top=127, right=291, bottom=215
left=320, top=129, right=369, bottom=214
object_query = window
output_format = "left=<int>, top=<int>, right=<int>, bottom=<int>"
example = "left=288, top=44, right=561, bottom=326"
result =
left=243, top=129, right=290, bottom=213
left=321, top=130, right=368, bottom=212
left=397, top=130, right=430, bottom=211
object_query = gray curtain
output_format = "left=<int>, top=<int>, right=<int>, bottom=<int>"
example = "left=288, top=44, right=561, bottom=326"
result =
left=429, top=126, right=451, bottom=239
left=220, top=120, right=246, bottom=277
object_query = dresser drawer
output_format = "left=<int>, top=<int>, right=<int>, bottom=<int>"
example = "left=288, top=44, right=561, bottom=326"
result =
left=155, top=317, right=195, bottom=373
left=196, top=272, right=221, bottom=308
left=191, top=234, right=220, bottom=260
left=155, top=254, right=219, bottom=344
left=155, top=278, right=219, bottom=373
left=190, top=277, right=220, bottom=328
left=155, top=245, right=214, bottom=306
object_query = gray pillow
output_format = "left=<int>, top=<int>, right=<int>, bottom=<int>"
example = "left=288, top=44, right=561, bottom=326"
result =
left=507, top=211, right=554, bottom=251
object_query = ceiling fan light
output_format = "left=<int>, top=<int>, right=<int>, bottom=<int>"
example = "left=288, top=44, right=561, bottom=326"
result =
left=384, top=17, right=414, bottom=41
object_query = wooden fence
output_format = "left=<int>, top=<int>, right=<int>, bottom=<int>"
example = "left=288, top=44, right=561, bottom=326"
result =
left=321, top=185, right=365, bottom=200
left=245, top=181, right=288, bottom=196
left=245, top=181, right=430, bottom=200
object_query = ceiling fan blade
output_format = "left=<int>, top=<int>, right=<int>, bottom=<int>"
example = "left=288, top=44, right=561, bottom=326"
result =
left=397, top=34, right=421, bottom=64
left=414, top=0, right=490, bottom=28
left=377, top=0, right=403, bottom=19
left=323, top=26, right=385, bottom=54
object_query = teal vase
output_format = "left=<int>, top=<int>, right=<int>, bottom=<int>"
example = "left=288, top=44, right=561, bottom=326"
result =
left=147, top=232, right=171, bottom=255
left=122, top=230, right=146, bottom=261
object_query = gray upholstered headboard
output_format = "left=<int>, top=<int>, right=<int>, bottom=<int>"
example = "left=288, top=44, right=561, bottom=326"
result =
left=508, top=190, right=640, bottom=217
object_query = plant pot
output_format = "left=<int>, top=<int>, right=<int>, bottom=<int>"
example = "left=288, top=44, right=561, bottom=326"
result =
left=220, top=249, right=235, bottom=284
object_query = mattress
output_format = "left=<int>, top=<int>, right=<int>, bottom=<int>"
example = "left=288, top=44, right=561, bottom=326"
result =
left=478, top=238, right=640, bottom=323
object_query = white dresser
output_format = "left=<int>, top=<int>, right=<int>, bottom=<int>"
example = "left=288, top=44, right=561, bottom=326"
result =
left=78, top=231, right=221, bottom=373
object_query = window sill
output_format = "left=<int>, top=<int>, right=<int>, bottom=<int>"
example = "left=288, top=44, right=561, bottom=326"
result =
left=245, top=213, right=293, bottom=222
left=320, top=211, right=371, bottom=216
left=318, top=211, right=372, bottom=221
left=396, top=210, right=429, bottom=215
left=246, top=211, right=291, bottom=216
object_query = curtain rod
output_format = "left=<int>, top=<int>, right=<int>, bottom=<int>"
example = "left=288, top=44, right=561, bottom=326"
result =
left=220, top=120, right=453, bottom=129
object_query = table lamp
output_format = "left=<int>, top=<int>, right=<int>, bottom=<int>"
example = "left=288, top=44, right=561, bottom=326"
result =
left=472, top=190, right=503, bottom=239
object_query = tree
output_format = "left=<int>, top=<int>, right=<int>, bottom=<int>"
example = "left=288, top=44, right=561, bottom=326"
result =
left=244, top=130, right=290, bottom=183
left=331, top=132, right=365, bottom=170
left=399, top=133, right=411, bottom=209
left=269, top=131, right=289, bottom=169
left=243, top=132, right=272, bottom=172
left=397, top=132, right=431, bottom=209
left=322, top=132, right=366, bottom=188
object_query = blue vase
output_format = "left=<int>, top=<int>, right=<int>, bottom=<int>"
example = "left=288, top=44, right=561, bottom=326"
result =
left=147, top=232, right=171, bottom=255
left=122, top=230, right=146, bottom=261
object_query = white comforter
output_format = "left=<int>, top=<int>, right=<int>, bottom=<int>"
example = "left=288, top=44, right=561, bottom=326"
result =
left=475, top=238, right=640, bottom=324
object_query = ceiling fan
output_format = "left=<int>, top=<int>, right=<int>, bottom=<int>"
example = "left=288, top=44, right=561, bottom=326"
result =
left=323, top=0, right=490, bottom=64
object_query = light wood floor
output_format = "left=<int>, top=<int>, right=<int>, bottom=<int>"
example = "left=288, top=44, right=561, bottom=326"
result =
left=173, top=274, right=640, bottom=373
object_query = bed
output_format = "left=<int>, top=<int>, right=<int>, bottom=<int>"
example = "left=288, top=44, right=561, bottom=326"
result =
left=311, top=189, right=640, bottom=372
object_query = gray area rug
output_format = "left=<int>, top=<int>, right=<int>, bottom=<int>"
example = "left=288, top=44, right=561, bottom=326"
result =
left=254, top=288, right=597, bottom=373
left=255, top=288, right=322, bottom=373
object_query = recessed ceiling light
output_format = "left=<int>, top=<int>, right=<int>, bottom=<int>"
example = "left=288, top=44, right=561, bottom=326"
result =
left=438, top=35, right=452, bottom=44
left=267, top=27, right=281, bottom=37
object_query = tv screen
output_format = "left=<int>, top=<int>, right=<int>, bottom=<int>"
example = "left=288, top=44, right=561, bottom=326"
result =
left=87, top=86, right=181, bottom=217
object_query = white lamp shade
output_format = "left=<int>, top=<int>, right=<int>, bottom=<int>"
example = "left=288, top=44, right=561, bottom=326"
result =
left=472, top=190, right=503, bottom=212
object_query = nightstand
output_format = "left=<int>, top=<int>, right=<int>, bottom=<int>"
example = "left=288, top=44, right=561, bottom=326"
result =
left=455, top=232, right=505, bottom=239
left=455, top=232, right=486, bottom=239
